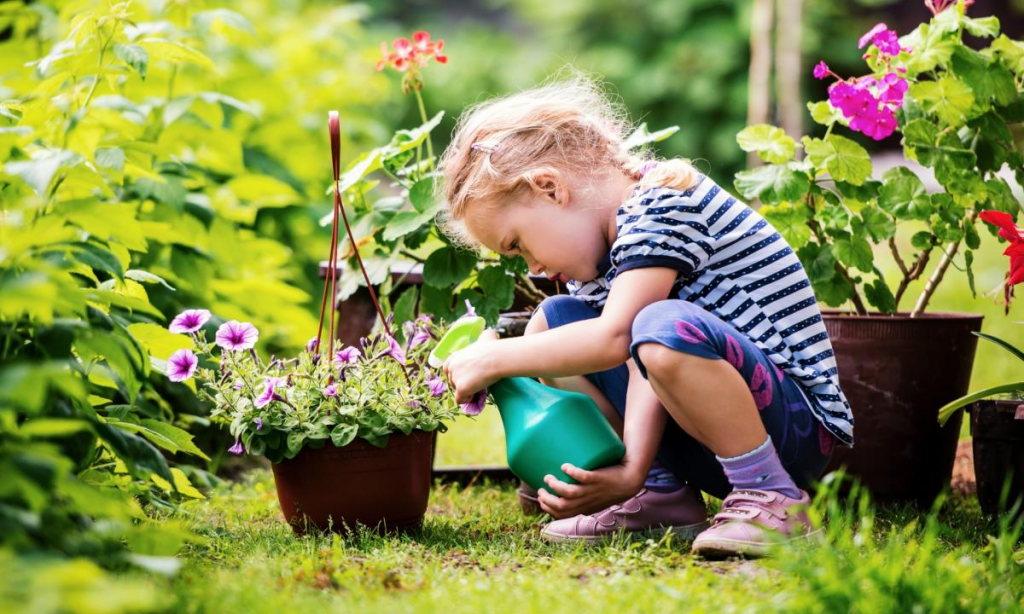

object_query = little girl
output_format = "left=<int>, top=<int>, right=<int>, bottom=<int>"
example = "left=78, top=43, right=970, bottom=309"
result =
left=436, top=73, right=853, bottom=558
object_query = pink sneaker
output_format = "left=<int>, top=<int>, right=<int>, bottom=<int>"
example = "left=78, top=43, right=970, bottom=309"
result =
left=691, top=488, right=818, bottom=558
left=540, top=485, right=711, bottom=544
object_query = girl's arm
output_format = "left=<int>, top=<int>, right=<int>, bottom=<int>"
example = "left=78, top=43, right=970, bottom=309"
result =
left=490, top=266, right=680, bottom=380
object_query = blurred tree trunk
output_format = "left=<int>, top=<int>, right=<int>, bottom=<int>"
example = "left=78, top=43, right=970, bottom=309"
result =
left=747, top=0, right=774, bottom=168
left=775, top=0, right=803, bottom=155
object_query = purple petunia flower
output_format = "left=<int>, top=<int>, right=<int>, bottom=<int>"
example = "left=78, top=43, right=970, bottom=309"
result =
left=323, top=383, right=338, bottom=397
left=216, top=321, right=259, bottom=351
left=812, top=61, right=829, bottom=80
left=427, top=375, right=447, bottom=397
left=254, top=418, right=263, bottom=430
left=416, top=313, right=433, bottom=325
left=333, top=346, right=361, bottom=367
left=228, top=436, right=245, bottom=455
left=167, top=349, right=198, bottom=382
left=306, top=337, right=320, bottom=353
left=169, top=309, right=211, bottom=334
left=385, top=335, right=406, bottom=365
left=233, top=380, right=244, bottom=390
left=406, top=399, right=422, bottom=409
left=409, top=326, right=431, bottom=350
left=254, top=376, right=287, bottom=409
left=461, top=298, right=476, bottom=319
left=461, top=389, right=488, bottom=416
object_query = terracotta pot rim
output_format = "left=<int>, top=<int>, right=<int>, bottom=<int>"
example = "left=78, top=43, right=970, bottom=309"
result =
left=821, top=309, right=984, bottom=322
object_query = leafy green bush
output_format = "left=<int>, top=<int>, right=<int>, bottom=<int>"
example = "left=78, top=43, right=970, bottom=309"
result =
left=734, top=1, right=1023, bottom=316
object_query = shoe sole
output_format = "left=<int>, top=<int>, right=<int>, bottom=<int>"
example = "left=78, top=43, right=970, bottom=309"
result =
left=691, top=528, right=824, bottom=559
left=541, top=519, right=712, bottom=545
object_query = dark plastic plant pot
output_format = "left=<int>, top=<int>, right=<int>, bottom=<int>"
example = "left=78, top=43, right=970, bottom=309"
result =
left=270, top=430, right=434, bottom=535
left=821, top=311, right=982, bottom=504
left=971, top=399, right=1024, bottom=519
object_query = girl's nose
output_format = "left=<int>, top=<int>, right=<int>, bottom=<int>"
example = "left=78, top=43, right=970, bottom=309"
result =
left=528, top=261, right=544, bottom=276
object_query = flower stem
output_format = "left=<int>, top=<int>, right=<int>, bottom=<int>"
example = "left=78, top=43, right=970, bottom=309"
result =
left=413, top=88, right=435, bottom=170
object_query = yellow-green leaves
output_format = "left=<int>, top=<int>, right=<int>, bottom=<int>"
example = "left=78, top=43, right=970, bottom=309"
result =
left=802, top=134, right=872, bottom=186
left=736, top=124, right=797, bottom=164
left=908, top=76, right=975, bottom=127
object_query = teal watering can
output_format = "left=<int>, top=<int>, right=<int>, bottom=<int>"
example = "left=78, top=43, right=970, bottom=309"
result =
left=428, top=316, right=625, bottom=492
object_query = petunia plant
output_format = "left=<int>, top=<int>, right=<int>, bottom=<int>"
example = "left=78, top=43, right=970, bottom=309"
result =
left=161, top=307, right=469, bottom=463
left=734, top=0, right=1023, bottom=317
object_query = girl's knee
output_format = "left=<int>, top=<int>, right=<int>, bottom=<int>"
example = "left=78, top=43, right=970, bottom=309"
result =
left=537, top=294, right=600, bottom=330
left=632, top=299, right=708, bottom=340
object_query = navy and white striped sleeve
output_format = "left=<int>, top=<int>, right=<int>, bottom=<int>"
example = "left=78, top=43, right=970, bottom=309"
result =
left=610, top=189, right=715, bottom=279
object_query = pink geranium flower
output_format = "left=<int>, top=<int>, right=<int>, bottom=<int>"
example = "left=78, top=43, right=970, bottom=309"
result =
left=215, top=321, right=258, bottom=351
left=813, top=61, right=830, bottom=80
left=169, top=309, right=211, bottom=334
left=979, top=210, right=1024, bottom=312
left=167, top=349, right=198, bottom=382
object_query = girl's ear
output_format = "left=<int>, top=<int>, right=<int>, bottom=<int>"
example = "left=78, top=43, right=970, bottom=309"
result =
left=522, top=167, right=568, bottom=207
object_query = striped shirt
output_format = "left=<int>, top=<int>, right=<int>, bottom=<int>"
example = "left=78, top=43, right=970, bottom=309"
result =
left=566, top=174, right=854, bottom=446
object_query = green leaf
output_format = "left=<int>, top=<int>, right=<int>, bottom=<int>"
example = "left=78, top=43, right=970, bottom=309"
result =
left=137, top=39, right=215, bottom=70
left=877, top=167, right=931, bottom=220
left=95, top=147, right=125, bottom=172
left=833, top=233, right=874, bottom=273
left=938, top=383, right=1024, bottom=426
left=950, top=47, right=1017, bottom=108
left=853, top=207, right=896, bottom=242
left=813, top=274, right=854, bottom=308
left=423, top=247, right=478, bottom=288
left=4, top=149, right=79, bottom=195
left=908, top=76, right=975, bottom=128
left=140, top=419, right=210, bottom=461
left=736, top=124, right=796, bottom=164
left=330, top=423, right=358, bottom=448
left=391, top=286, right=419, bottom=340
left=975, top=331, right=1024, bottom=364
left=477, top=265, right=515, bottom=311
left=864, top=277, right=896, bottom=314
left=901, top=23, right=956, bottom=75
left=989, top=35, right=1024, bottom=75
left=733, top=164, right=810, bottom=203
left=760, top=203, right=812, bottom=249
left=68, top=242, right=125, bottom=280
left=419, top=283, right=455, bottom=324
left=92, top=419, right=174, bottom=485
left=623, top=123, right=679, bottom=150
left=910, top=231, right=935, bottom=251
left=964, top=249, right=976, bottom=298
left=382, top=208, right=437, bottom=242
left=962, top=15, right=1000, bottom=38
left=797, top=243, right=836, bottom=284
left=113, top=44, right=148, bottom=78
left=802, top=135, right=872, bottom=186
left=807, top=100, right=844, bottom=127
left=193, top=9, right=256, bottom=35
left=409, top=178, right=435, bottom=213
left=19, top=418, right=91, bottom=438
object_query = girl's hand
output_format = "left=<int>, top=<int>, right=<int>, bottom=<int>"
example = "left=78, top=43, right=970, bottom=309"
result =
left=536, top=460, right=646, bottom=519
left=442, top=329, right=502, bottom=404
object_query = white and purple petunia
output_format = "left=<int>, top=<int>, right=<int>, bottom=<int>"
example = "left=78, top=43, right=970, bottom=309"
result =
left=385, top=335, right=406, bottom=365
left=254, top=417, right=263, bottom=430
left=306, top=337, right=320, bottom=353
left=216, top=320, right=259, bottom=351
left=228, top=436, right=245, bottom=455
left=169, top=309, right=211, bottom=334
left=333, top=346, right=361, bottom=367
left=323, top=383, right=338, bottom=397
left=423, top=368, right=448, bottom=399
left=254, top=376, right=288, bottom=409
left=461, top=389, right=488, bottom=416
left=167, top=349, right=198, bottom=382
left=409, top=326, right=431, bottom=350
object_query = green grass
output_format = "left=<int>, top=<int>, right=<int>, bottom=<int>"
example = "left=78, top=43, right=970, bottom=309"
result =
left=152, top=471, right=1024, bottom=614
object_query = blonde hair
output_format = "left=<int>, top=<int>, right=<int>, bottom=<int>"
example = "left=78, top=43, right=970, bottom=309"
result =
left=435, top=68, right=699, bottom=252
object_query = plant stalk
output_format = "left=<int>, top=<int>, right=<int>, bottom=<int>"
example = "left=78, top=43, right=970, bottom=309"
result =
left=911, top=240, right=960, bottom=317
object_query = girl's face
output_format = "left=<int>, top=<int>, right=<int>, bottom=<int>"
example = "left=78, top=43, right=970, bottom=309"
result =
left=465, top=169, right=632, bottom=284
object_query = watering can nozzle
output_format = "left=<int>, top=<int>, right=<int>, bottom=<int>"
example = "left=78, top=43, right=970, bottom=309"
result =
left=427, top=315, right=487, bottom=369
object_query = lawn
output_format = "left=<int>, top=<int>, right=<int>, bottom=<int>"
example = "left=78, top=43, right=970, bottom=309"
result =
left=159, top=470, right=1021, bottom=614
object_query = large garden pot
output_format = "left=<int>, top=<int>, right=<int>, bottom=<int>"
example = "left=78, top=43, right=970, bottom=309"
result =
left=822, top=312, right=983, bottom=504
left=970, top=398, right=1024, bottom=519
left=271, top=430, right=434, bottom=535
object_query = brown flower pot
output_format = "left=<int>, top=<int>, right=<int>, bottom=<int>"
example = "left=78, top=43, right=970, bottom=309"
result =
left=822, top=311, right=983, bottom=504
left=270, top=430, right=434, bottom=535
left=971, top=399, right=1024, bottom=519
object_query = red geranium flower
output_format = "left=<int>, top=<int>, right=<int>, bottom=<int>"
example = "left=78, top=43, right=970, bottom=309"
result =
left=979, top=210, right=1024, bottom=312
left=375, top=30, right=447, bottom=73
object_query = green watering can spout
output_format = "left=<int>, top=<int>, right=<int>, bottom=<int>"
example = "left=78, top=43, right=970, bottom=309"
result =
left=430, top=315, right=625, bottom=492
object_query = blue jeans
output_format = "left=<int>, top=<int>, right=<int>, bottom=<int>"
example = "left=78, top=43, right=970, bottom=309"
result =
left=538, top=295, right=835, bottom=499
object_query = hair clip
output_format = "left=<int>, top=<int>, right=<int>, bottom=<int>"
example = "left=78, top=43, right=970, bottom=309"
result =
left=470, top=141, right=499, bottom=154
